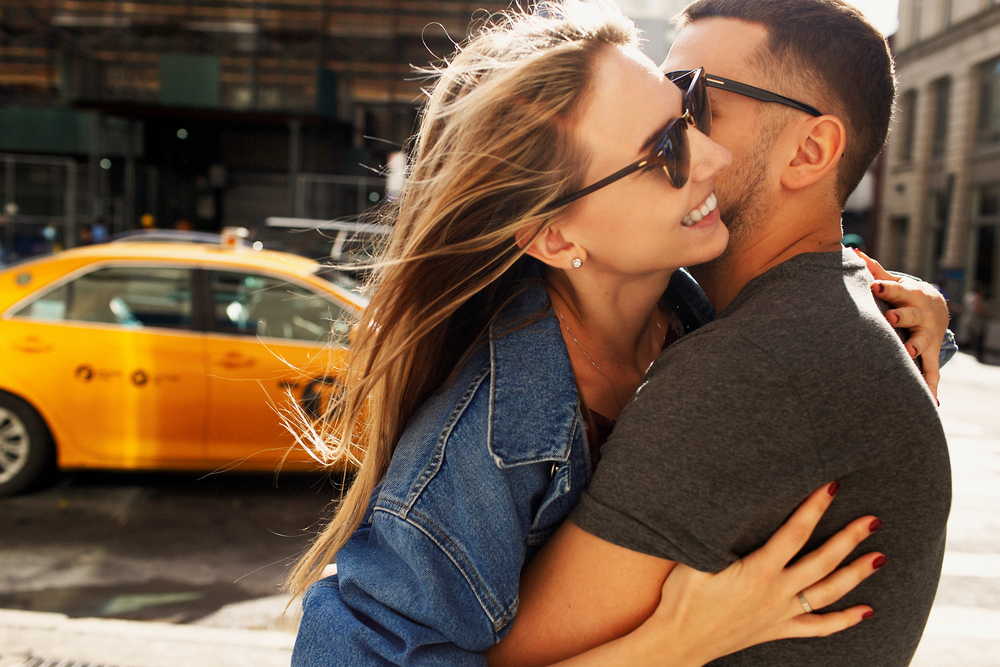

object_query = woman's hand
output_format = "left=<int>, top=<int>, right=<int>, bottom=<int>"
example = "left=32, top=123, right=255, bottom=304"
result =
left=855, top=250, right=948, bottom=402
left=630, top=482, right=883, bottom=667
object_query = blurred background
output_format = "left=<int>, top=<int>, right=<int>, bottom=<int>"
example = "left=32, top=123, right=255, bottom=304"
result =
left=0, top=2, right=998, bottom=666
left=0, top=0, right=997, bottom=355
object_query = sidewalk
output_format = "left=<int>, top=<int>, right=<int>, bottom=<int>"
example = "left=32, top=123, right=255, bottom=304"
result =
left=0, top=595, right=298, bottom=667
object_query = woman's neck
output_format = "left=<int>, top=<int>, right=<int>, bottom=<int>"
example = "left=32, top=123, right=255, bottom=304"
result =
left=546, top=267, right=676, bottom=420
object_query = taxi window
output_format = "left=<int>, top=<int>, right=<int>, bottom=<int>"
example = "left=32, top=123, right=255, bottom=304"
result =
left=209, top=271, right=354, bottom=343
left=12, top=266, right=193, bottom=329
left=13, top=283, right=70, bottom=320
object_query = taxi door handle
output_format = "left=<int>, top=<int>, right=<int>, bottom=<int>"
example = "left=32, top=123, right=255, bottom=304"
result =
left=217, top=354, right=255, bottom=369
left=12, top=337, right=53, bottom=354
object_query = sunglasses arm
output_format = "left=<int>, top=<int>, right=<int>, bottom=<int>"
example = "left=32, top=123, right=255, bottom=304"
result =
left=703, top=74, right=824, bottom=118
left=547, top=161, right=648, bottom=210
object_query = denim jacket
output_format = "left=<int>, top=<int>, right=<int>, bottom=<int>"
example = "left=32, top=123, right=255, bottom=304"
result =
left=291, top=266, right=954, bottom=667
left=293, top=278, right=595, bottom=666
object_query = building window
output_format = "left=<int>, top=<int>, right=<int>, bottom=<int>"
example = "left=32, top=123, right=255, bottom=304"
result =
left=889, top=216, right=910, bottom=272
left=898, top=89, right=918, bottom=162
left=974, top=225, right=997, bottom=298
left=943, top=0, right=953, bottom=27
left=932, top=77, right=951, bottom=159
left=913, top=0, right=925, bottom=42
left=973, top=184, right=1000, bottom=303
left=979, top=56, right=1000, bottom=145
left=982, top=184, right=1000, bottom=217
left=925, top=180, right=953, bottom=278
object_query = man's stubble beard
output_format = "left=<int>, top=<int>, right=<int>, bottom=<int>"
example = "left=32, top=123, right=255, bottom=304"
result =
left=694, top=109, right=788, bottom=280
left=695, top=145, right=769, bottom=278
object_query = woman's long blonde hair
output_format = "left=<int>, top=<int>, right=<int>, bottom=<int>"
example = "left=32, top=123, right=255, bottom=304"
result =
left=286, top=0, right=637, bottom=597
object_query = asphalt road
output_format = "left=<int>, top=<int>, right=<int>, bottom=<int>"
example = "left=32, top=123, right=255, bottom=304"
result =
left=0, top=468, right=344, bottom=626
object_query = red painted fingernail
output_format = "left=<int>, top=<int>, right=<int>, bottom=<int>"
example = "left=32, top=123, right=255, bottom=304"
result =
left=828, top=481, right=841, bottom=497
left=863, top=610, right=875, bottom=620
left=889, top=312, right=899, bottom=325
left=873, top=555, right=888, bottom=569
left=874, top=283, right=885, bottom=294
left=869, top=518, right=883, bottom=533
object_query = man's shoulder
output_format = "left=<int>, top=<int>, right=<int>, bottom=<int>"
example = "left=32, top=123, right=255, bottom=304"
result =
left=647, top=322, right=772, bottom=390
left=706, top=252, right=897, bottom=365
left=630, top=323, right=806, bottom=437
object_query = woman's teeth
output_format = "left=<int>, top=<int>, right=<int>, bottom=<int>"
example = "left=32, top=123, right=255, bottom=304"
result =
left=681, top=192, right=718, bottom=227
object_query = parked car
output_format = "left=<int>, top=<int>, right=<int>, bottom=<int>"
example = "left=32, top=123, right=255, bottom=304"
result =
left=248, top=217, right=390, bottom=292
left=0, top=236, right=368, bottom=495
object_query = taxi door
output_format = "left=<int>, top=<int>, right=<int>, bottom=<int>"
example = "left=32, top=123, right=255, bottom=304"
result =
left=4, top=265, right=207, bottom=468
left=202, top=269, right=352, bottom=470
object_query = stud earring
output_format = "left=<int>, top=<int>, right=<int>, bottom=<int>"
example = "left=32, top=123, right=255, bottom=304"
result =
left=571, top=258, right=583, bottom=269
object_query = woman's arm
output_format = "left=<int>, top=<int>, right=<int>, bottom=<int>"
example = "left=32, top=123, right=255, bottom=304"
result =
left=487, top=483, right=883, bottom=667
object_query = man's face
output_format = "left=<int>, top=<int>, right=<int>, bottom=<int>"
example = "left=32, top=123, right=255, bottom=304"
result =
left=661, top=18, right=780, bottom=255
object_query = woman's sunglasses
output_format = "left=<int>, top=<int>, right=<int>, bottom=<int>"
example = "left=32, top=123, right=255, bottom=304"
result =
left=548, top=67, right=710, bottom=210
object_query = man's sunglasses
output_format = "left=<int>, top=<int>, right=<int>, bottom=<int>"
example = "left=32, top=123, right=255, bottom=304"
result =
left=548, top=67, right=711, bottom=210
left=668, top=71, right=824, bottom=118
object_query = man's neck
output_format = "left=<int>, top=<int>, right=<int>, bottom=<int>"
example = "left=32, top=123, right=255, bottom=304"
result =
left=692, top=213, right=844, bottom=313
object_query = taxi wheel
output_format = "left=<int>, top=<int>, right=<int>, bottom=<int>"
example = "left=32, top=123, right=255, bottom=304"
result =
left=0, top=393, right=56, bottom=497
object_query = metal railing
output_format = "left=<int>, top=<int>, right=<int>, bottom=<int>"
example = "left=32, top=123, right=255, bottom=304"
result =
left=294, top=173, right=387, bottom=221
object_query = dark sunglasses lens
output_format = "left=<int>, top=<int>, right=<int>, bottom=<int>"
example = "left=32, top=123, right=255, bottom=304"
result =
left=659, top=121, right=689, bottom=189
left=669, top=70, right=711, bottom=137
left=688, top=73, right=711, bottom=137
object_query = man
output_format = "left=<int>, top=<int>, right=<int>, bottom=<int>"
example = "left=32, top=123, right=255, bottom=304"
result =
left=489, top=1, right=951, bottom=665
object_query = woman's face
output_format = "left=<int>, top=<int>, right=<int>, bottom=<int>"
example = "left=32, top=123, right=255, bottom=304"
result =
left=556, top=45, right=732, bottom=277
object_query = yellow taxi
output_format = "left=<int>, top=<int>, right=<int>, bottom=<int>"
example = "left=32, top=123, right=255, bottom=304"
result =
left=0, top=232, right=368, bottom=495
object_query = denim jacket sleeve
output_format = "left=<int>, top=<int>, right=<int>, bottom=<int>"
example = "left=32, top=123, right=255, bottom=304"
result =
left=292, top=287, right=591, bottom=666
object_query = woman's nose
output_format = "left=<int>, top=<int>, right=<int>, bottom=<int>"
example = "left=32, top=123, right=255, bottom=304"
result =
left=688, top=129, right=732, bottom=183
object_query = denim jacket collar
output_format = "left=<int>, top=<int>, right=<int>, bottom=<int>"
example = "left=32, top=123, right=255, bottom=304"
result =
left=488, top=278, right=581, bottom=468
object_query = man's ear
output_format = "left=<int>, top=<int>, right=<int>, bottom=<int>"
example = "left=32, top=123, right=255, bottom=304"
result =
left=521, top=223, right=585, bottom=270
left=781, top=115, right=846, bottom=191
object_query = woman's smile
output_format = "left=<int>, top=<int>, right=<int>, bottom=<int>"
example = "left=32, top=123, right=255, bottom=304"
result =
left=681, top=191, right=719, bottom=227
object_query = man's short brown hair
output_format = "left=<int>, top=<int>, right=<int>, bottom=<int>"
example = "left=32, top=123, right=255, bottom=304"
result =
left=677, top=0, right=896, bottom=206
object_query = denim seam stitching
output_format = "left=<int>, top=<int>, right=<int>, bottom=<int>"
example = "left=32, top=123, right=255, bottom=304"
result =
left=402, top=363, right=491, bottom=515
left=375, top=500, right=516, bottom=633
left=487, top=319, right=576, bottom=468
left=524, top=414, right=586, bottom=546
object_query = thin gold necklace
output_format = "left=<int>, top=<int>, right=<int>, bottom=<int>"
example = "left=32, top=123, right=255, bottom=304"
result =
left=552, top=303, right=666, bottom=412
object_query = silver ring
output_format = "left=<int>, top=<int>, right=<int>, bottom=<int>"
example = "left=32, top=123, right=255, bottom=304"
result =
left=797, top=591, right=814, bottom=613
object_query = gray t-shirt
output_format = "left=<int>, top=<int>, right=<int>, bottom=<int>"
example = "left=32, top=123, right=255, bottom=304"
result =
left=573, top=249, right=951, bottom=666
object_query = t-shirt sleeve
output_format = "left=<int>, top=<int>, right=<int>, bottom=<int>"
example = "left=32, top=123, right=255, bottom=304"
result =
left=572, top=329, right=829, bottom=572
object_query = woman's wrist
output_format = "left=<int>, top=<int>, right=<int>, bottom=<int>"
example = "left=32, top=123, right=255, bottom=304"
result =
left=542, top=618, right=702, bottom=667
left=621, top=613, right=707, bottom=667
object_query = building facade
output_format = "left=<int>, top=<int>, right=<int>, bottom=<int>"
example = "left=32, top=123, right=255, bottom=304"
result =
left=0, top=0, right=513, bottom=261
left=879, top=0, right=1000, bottom=344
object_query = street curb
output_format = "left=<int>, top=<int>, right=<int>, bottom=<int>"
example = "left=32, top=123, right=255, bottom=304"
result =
left=0, top=608, right=295, bottom=667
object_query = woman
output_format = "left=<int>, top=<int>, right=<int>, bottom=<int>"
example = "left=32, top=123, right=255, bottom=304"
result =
left=288, top=3, right=943, bottom=664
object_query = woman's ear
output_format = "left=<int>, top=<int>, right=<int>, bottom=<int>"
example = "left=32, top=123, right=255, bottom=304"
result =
left=522, top=224, right=585, bottom=270
left=781, top=115, right=846, bottom=191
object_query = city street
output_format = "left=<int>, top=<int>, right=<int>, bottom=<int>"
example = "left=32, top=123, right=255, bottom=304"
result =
left=0, top=353, right=997, bottom=666
left=0, top=469, right=342, bottom=629
left=912, top=351, right=1000, bottom=667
